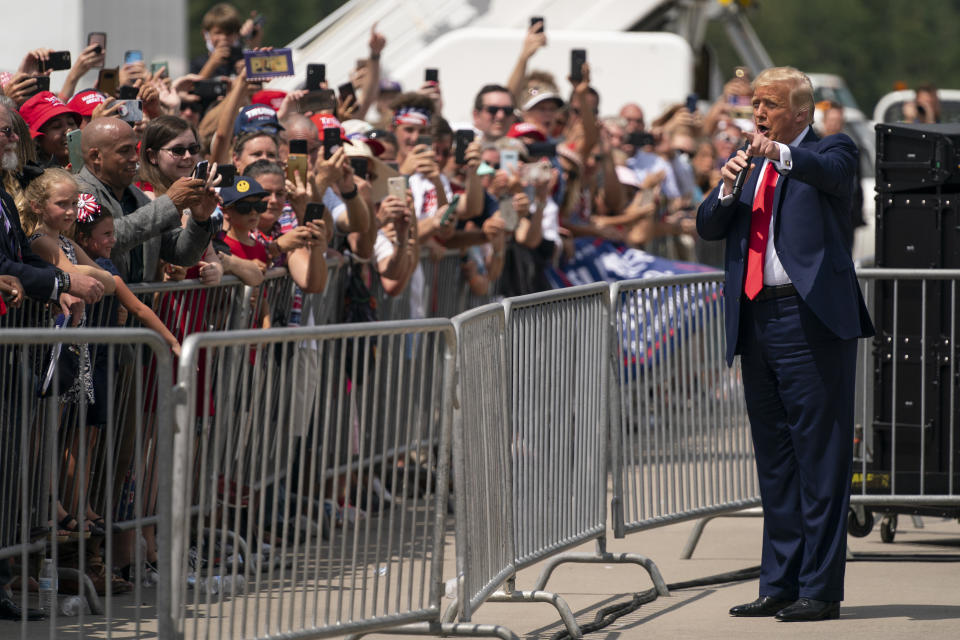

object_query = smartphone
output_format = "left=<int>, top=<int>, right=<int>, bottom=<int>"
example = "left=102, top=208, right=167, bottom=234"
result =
left=98, top=68, right=119, bottom=97
left=525, top=141, right=557, bottom=158
left=304, top=202, right=324, bottom=225
left=118, top=85, right=139, bottom=100
left=150, top=61, right=168, bottom=77
left=454, top=129, right=475, bottom=165
left=287, top=140, right=308, bottom=183
left=530, top=16, right=545, bottom=32
left=570, top=49, right=587, bottom=83
left=193, top=79, right=227, bottom=100
left=387, top=176, right=407, bottom=202
left=686, top=93, right=699, bottom=113
left=117, top=99, right=143, bottom=123
left=439, top=193, right=460, bottom=226
left=123, top=50, right=143, bottom=65
left=500, top=149, right=519, bottom=175
left=216, top=163, right=237, bottom=187
left=425, top=68, right=438, bottom=84
left=306, top=63, right=325, bottom=91
left=498, top=197, right=518, bottom=232
left=416, top=135, right=433, bottom=149
left=337, top=82, right=356, bottom=106
left=25, top=76, right=50, bottom=98
left=193, top=160, right=209, bottom=181
left=67, top=129, right=83, bottom=174
left=87, top=32, right=106, bottom=66
left=322, top=127, right=341, bottom=160
left=301, top=89, right=336, bottom=113
left=42, top=51, right=72, bottom=72
left=349, top=156, right=369, bottom=180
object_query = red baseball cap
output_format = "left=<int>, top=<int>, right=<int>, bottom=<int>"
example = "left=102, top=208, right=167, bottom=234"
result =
left=20, top=92, right=81, bottom=138
left=67, top=90, right=108, bottom=117
left=507, top=122, right=547, bottom=142
left=251, top=89, right=286, bottom=111
left=310, top=113, right=352, bottom=144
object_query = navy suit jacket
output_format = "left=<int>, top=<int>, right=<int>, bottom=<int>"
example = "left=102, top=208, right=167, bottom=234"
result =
left=696, top=130, right=875, bottom=365
left=0, top=184, right=56, bottom=301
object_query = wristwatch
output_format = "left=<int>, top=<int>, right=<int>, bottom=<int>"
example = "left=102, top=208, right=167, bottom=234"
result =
left=341, top=185, right=359, bottom=200
left=55, top=269, right=71, bottom=294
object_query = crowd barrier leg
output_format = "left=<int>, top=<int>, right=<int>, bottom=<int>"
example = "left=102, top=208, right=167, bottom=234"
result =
left=679, top=506, right=764, bottom=559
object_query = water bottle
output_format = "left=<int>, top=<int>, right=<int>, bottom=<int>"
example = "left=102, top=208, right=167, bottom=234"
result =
left=38, top=558, right=57, bottom=615
left=60, top=595, right=87, bottom=617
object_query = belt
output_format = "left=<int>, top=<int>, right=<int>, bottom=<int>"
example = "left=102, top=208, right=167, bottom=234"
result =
left=750, top=283, right=798, bottom=302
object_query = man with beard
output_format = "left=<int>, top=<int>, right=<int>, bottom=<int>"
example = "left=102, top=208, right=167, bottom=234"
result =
left=0, top=105, right=102, bottom=308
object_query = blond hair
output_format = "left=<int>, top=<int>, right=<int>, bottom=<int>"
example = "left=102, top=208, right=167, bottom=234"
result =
left=753, top=66, right=815, bottom=125
left=21, top=168, right=77, bottom=236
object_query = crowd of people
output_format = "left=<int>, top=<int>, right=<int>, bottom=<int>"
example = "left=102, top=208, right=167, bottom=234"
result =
left=0, top=3, right=879, bottom=621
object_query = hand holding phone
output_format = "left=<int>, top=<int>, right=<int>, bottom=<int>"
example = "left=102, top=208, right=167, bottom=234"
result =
left=387, top=176, right=407, bottom=202
left=530, top=17, right=544, bottom=33
left=304, top=202, right=325, bottom=225
left=42, top=51, right=72, bottom=72
left=425, top=68, right=439, bottom=84
left=454, top=129, right=475, bottom=165
left=87, top=32, right=107, bottom=67
left=306, top=63, right=325, bottom=91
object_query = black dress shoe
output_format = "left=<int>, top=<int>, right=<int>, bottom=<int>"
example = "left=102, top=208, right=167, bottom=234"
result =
left=0, top=591, right=46, bottom=621
left=775, top=597, right=840, bottom=621
left=729, top=595, right=795, bottom=617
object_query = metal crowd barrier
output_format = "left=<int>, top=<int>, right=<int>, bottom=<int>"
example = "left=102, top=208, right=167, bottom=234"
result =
left=169, top=320, right=456, bottom=639
left=0, top=329, right=174, bottom=637
left=609, top=273, right=758, bottom=538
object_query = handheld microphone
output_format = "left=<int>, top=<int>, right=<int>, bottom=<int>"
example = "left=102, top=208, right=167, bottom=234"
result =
left=730, top=141, right=752, bottom=200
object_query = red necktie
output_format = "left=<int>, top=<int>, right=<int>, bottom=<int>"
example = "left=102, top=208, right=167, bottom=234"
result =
left=744, top=162, right=779, bottom=300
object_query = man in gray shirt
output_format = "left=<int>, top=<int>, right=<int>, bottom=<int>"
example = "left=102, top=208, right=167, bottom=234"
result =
left=75, top=118, right=217, bottom=282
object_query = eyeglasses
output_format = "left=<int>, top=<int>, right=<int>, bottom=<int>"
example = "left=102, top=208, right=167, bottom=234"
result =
left=231, top=200, right=268, bottom=214
left=160, top=144, right=201, bottom=157
left=483, top=105, right=513, bottom=117
left=0, top=126, right=17, bottom=139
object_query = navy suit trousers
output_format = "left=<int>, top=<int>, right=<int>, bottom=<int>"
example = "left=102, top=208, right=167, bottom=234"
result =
left=739, top=293, right=856, bottom=602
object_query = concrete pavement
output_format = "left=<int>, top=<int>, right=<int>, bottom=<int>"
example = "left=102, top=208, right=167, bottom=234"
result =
left=370, top=513, right=960, bottom=639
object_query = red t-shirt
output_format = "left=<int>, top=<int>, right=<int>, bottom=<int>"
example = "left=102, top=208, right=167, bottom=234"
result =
left=221, top=233, right=269, bottom=263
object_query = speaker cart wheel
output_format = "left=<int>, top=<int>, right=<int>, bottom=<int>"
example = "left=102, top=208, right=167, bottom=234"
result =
left=848, top=506, right=875, bottom=537
left=880, top=514, right=898, bottom=543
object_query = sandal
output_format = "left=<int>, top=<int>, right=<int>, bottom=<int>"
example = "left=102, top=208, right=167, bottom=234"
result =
left=88, top=517, right=107, bottom=537
left=57, top=514, right=91, bottom=542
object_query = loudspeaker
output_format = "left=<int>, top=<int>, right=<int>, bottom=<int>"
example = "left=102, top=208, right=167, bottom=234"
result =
left=876, top=122, right=960, bottom=192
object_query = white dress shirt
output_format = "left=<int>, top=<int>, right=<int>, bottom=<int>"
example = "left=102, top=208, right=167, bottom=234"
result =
left=719, top=126, right=809, bottom=286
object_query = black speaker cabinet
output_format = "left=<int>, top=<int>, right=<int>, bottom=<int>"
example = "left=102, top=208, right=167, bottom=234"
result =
left=876, top=122, right=960, bottom=192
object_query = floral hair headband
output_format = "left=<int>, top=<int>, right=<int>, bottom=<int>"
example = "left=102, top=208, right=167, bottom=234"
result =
left=76, top=193, right=102, bottom=224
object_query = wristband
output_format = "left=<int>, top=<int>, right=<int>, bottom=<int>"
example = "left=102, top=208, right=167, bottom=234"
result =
left=341, top=185, right=359, bottom=200
left=55, top=269, right=71, bottom=295
left=369, top=53, right=381, bottom=61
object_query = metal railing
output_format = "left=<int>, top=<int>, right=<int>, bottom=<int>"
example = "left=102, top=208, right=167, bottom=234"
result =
left=3, top=265, right=959, bottom=638
left=169, top=320, right=456, bottom=639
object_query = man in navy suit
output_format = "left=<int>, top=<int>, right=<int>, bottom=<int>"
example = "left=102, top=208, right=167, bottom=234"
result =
left=697, top=67, right=874, bottom=622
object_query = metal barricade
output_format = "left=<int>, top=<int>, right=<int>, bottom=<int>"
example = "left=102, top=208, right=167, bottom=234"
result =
left=0, top=328, right=174, bottom=638
left=848, top=269, right=960, bottom=540
left=453, top=284, right=665, bottom=639
left=170, top=320, right=456, bottom=639
left=450, top=305, right=515, bottom=623
left=609, top=273, right=758, bottom=538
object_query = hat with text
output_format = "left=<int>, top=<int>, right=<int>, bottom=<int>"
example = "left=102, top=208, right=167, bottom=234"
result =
left=20, top=92, right=81, bottom=138
left=233, top=104, right=285, bottom=137
left=67, top=90, right=108, bottom=117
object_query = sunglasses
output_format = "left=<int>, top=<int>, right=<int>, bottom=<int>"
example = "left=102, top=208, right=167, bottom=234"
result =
left=160, top=144, right=201, bottom=157
left=231, top=200, right=268, bottom=214
left=482, top=105, right=513, bottom=117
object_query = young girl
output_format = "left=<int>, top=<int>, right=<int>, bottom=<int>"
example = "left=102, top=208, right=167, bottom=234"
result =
left=72, top=194, right=182, bottom=356
left=23, top=168, right=119, bottom=545
left=23, top=168, right=117, bottom=307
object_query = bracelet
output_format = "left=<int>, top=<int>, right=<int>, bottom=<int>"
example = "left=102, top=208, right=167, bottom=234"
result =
left=55, top=269, right=71, bottom=294
left=341, top=185, right=359, bottom=200
left=369, top=52, right=381, bottom=61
